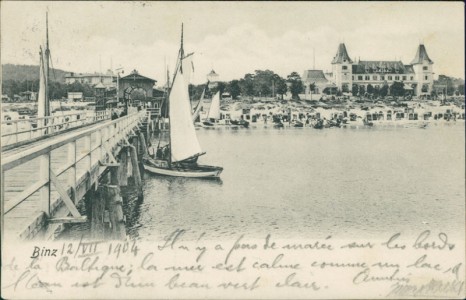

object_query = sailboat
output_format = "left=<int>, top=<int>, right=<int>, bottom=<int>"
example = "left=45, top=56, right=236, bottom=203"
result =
left=191, top=81, right=208, bottom=123
left=202, top=91, right=220, bottom=126
left=143, top=25, right=223, bottom=178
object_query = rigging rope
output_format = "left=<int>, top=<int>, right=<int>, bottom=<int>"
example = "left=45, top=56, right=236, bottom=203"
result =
left=48, top=51, right=66, bottom=121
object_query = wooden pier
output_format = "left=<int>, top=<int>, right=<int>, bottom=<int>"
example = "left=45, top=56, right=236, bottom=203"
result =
left=1, top=109, right=154, bottom=241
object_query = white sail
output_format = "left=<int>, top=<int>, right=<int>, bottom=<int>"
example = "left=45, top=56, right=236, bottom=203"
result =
left=207, top=91, right=220, bottom=120
left=191, top=84, right=207, bottom=122
left=169, top=68, right=202, bottom=162
left=37, top=50, right=47, bottom=126
left=182, top=53, right=194, bottom=86
left=192, top=99, right=203, bottom=122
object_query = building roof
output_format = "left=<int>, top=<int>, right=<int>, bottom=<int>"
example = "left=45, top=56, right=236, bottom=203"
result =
left=94, top=82, right=106, bottom=89
left=404, top=65, right=415, bottom=73
left=65, top=72, right=115, bottom=78
left=332, top=43, right=353, bottom=64
left=302, top=70, right=329, bottom=84
left=410, top=44, right=433, bottom=65
left=207, top=69, right=219, bottom=83
left=120, top=70, right=156, bottom=83
left=352, top=61, right=415, bottom=74
left=19, top=91, right=36, bottom=95
left=207, top=69, right=218, bottom=76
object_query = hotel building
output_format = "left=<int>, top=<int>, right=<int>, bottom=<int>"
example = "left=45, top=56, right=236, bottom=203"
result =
left=330, top=43, right=434, bottom=96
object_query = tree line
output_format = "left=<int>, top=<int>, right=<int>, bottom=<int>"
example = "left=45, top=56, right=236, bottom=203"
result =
left=3, top=63, right=464, bottom=101
left=2, top=79, right=96, bottom=99
left=3, top=68, right=305, bottom=101
left=2, top=64, right=68, bottom=82
left=189, top=70, right=305, bottom=100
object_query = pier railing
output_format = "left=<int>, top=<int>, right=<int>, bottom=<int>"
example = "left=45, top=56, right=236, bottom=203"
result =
left=1, top=110, right=146, bottom=239
left=146, top=107, right=161, bottom=118
left=1, top=110, right=111, bottom=147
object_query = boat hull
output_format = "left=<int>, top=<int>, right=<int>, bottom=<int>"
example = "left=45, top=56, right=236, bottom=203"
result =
left=143, top=159, right=223, bottom=178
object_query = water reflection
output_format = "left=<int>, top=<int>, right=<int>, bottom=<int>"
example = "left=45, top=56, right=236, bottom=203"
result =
left=122, top=186, right=145, bottom=239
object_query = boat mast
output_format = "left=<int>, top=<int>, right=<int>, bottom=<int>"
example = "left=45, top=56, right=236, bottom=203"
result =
left=167, top=24, right=184, bottom=167
left=180, top=23, right=184, bottom=70
left=44, top=11, right=50, bottom=118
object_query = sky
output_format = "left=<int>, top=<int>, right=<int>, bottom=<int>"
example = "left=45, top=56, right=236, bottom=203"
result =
left=1, top=1, right=464, bottom=85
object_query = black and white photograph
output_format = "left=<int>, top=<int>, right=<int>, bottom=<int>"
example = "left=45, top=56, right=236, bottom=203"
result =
left=1, top=1, right=465, bottom=299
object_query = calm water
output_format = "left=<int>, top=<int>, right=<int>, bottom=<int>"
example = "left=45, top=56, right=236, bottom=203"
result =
left=124, top=123, right=465, bottom=241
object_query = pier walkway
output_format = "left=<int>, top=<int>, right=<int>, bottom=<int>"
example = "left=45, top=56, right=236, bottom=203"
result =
left=1, top=110, right=148, bottom=240
left=2, top=110, right=110, bottom=148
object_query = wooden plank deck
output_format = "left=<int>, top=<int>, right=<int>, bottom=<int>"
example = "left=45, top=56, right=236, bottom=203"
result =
left=2, top=120, right=110, bottom=240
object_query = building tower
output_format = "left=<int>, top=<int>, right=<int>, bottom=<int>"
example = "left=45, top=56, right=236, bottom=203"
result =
left=411, top=44, right=434, bottom=97
left=331, top=43, right=353, bottom=93
left=207, top=69, right=219, bottom=89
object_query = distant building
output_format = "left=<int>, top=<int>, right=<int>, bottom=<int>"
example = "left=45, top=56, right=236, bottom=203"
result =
left=118, top=69, right=157, bottom=99
left=65, top=69, right=117, bottom=89
left=433, top=75, right=465, bottom=96
left=94, top=82, right=106, bottom=97
left=152, top=87, right=165, bottom=98
left=330, top=43, right=434, bottom=96
left=19, top=91, right=37, bottom=101
left=67, top=92, right=83, bottom=101
left=432, top=83, right=448, bottom=97
left=207, top=69, right=219, bottom=89
left=302, top=70, right=338, bottom=98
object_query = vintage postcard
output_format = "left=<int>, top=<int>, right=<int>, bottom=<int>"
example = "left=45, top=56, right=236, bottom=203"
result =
left=1, top=1, right=465, bottom=299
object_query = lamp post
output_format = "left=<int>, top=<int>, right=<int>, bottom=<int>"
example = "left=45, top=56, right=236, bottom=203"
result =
left=115, top=68, right=124, bottom=104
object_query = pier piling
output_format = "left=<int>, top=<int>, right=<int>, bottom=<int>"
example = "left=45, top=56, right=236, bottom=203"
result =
left=139, top=132, right=148, bottom=158
left=106, top=166, right=125, bottom=240
left=118, top=148, right=128, bottom=187
left=91, top=187, right=105, bottom=239
left=132, top=136, right=140, bottom=160
left=129, top=145, right=142, bottom=189
left=146, top=118, right=151, bottom=145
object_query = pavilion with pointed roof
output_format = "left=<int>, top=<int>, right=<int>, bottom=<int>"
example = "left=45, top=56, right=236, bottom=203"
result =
left=118, top=69, right=157, bottom=99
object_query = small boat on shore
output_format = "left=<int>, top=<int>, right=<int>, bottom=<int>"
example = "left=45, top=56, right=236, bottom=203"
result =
left=230, top=119, right=249, bottom=128
left=144, top=25, right=223, bottom=178
left=291, top=119, right=304, bottom=127
left=363, top=119, right=374, bottom=127
left=313, top=119, right=324, bottom=129
left=273, top=120, right=284, bottom=128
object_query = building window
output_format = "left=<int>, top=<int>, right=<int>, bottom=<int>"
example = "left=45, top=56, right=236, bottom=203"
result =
left=358, top=76, right=363, bottom=80
left=352, top=76, right=354, bottom=80
left=365, top=75, right=370, bottom=80
left=423, top=66, right=428, bottom=71
left=410, top=76, right=414, bottom=80
left=373, top=75, right=377, bottom=80
left=402, top=76, right=407, bottom=80
left=395, top=76, right=400, bottom=80
left=381, top=76, right=385, bottom=80
left=425, top=75, right=428, bottom=80
left=388, top=76, right=392, bottom=80
left=342, top=66, right=348, bottom=70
